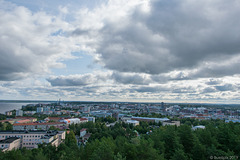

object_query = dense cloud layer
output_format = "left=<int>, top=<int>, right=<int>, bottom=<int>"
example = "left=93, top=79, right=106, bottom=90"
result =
left=47, top=73, right=109, bottom=86
left=1, top=0, right=240, bottom=103
left=93, top=0, right=240, bottom=77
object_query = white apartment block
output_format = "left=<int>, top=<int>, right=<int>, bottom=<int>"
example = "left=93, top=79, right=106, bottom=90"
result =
left=0, top=137, right=21, bottom=152
left=0, top=130, right=66, bottom=149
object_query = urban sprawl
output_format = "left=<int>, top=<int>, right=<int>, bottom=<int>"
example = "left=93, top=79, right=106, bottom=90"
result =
left=1, top=101, right=240, bottom=152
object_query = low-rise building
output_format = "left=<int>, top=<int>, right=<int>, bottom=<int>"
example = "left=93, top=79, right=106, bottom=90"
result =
left=126, top=120, right=139, bottom=126
left=79, top=118, right=88, bottom=123
left=60, top=118, right=81, bottom=125
left=131, top=117, right=170, bottom=123
left=192, top=125, right=205, bottom=130
left=5, top=111, right=12, bottom=116
left=0, top=137, right=21, bottom=152
left=82, top=117, right=95, bottom=123
left=162, top=121, right=180, bottom=127
left=13, top=122, right=66, bottom=130
left=44, top=117, right=62, bottom=122
left=80, top=128, right=87, bottom=137
left=0, top=130, right=65, bottom=149
left=16, top=110, right=23, bottom=117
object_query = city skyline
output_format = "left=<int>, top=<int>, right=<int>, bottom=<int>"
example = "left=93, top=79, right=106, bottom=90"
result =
left=1, top=0, right=240, bottom=103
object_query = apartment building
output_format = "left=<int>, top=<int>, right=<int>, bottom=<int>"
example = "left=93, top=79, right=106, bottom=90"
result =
left=162, top=121, right=181, bottom=127
left=13, top=122, right=66, bottom=130
left=0, top=130, right=66, bottom=149
left=0, top=137, right=21, bottom=152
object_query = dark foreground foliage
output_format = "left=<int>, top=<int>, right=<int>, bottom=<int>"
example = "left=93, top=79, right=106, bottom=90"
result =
left=0, top=119, right=240, bottom=160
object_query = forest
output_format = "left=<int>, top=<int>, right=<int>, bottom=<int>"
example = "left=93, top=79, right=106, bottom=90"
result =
left=0, top=118, right=239, bottom=160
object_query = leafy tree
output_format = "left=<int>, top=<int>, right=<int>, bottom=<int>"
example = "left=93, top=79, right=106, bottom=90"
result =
left=89, top=137, right=115, bottom=160
left=65, top=130, right=77, bottom=147
left=178, top=125, right=194, bottom=155
left=136, top=138, right=160, bottom=160
left=191, top=135, right=206, bottom=160
left=114, top=152, right=126, bottom=160
left=171, top=149, right=188, bottom=160
left=161, top=126, right=182, bottom=159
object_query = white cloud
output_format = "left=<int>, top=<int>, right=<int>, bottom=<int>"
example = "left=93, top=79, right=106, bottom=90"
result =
left=0, top=1, right=78, bottom=80
left=1, top=0, right=240, bottom=103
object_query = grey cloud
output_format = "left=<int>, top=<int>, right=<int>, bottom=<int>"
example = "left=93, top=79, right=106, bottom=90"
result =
left=47, top=74, right=108, bottom=86
left=93, top=0, right=240, bottom=78
left=111, top=72, right=151, bottom=85
left=47, top=76, right=90, bottom=86
left=172, top=87, right=195, bottom=93
left=205, top=79, right=222, bottom=85
left=214, top=84, right=235, bottom=92
left=202, top=87, right=217, bottom=93
left=133, top=86, right=169, bottom=93
left=71, top=28, right=90, bottom=36
left=189, top=59, right=240, bottom=78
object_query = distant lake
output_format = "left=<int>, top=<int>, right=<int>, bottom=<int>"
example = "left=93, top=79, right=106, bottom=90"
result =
left=0, top=102, right=31, bottom=114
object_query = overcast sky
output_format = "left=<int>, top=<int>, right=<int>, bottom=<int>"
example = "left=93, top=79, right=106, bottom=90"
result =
left=1, top=0, right=240, bottom=103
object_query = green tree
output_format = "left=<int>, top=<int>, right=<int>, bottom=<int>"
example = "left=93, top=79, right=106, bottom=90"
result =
left=114, top=153, right=126, bottom=160
left=90, top=137, right=115, bottom=160
left=178, top=125, right=194, bottom=155
left=171, top=149, right=188, bottom=160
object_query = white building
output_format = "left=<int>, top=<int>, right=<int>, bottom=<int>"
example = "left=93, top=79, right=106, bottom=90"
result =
left=16, top=110, right=23, bottom=116
left=192, top=125, right=205, bottom=130
left=60, top=118, right=81, bottom=125
left=0, top=137, right=21, bottom=152
left=82, top=117, right=95, bottom=123
left=0, top=130, right=65, bottom=149
left=37, top=107, right=43, bottom=113
left=126, top=120, right=139, bottom=126
left=162, top=121, right=181, bottom=127
left=80, top=128, right=87, bottom=137
left=83, top=106, right=91, bottom=113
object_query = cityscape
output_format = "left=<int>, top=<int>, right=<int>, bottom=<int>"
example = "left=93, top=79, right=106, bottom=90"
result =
left=1, top=0, right=240, bottom=159
left=0, top=101, right=240, bottom=159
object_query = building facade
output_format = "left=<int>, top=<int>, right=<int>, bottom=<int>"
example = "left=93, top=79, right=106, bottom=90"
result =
left=0, top=137, right=21, bottom=152
left=13, top=122, right=66, bottom=130
left=0, top=130, right=65, bottom=149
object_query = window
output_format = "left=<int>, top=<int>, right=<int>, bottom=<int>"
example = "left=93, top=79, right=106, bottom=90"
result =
left=23, top=143, right=25, bottom=145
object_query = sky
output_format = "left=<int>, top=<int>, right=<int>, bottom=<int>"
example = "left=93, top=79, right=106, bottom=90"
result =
left=1, top=0, right=240, bottom=103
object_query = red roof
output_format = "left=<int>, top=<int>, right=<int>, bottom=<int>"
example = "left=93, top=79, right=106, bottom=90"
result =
left=80, top=118, right=88, bottom=121
left=13, top=122, right=65, bottom=126
left=0, top=119, right=13, bottom=123
left=80, top=128, right=87, bottom=132
left=16, top=119, right=31, bottom=123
